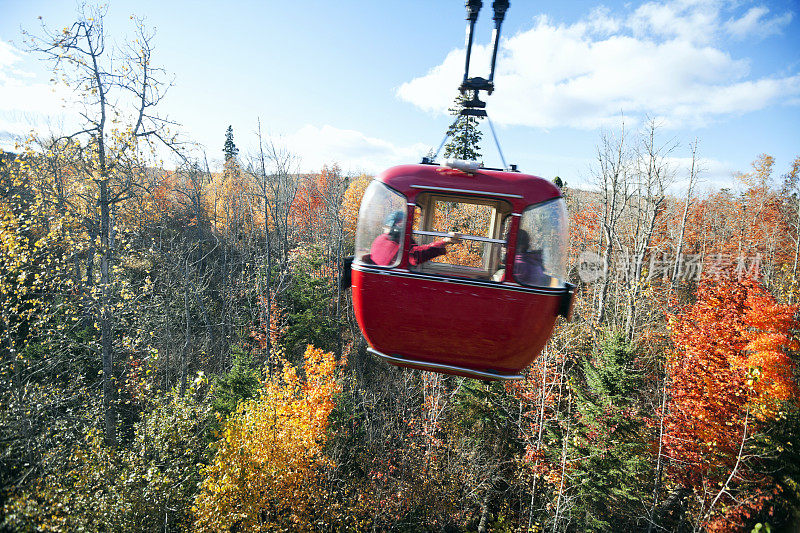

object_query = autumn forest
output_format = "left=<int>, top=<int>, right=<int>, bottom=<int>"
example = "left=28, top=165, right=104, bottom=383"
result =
left=1, top=7, right=800, bottom=533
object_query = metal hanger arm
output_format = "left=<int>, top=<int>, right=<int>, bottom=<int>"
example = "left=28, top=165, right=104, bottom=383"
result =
left=488, top=0, right=509, bottom=85
left=462, top=0, right=483, bottom=89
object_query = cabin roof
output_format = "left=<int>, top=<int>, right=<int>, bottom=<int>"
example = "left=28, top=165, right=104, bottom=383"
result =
left=377, top=164, right=562, bottom=209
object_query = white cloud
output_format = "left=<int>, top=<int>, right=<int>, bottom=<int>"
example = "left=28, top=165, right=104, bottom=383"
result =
left=282, top=124, right=430, bottom=174
left=725, top=6, right=793, bottom=40
left=397, top=1, right=800, bottom=130
left=0, top=39, right=22, bottom=68
left=396, top=47, right=467, bottom=115
left=0, top=38, right=81, bottom=147
left=586, top=6, right=621, bottom=36
left=666, top=154, right=737, bottom=192
left=628, top=0, right=722, bottom=44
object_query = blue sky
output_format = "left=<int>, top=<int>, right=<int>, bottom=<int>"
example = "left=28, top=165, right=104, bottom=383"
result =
left=1, top=0, right=798, bottom=189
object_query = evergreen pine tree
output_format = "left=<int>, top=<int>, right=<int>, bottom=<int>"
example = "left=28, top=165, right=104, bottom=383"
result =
left=453, top=378, right=522, bottom=528
left=212, top=346, right=261, bottom=418
left=443, top=93, right=483, bottom=161
left=567, top=331, right=651, bottom=532
left=223, top=125, right=239, bottom=162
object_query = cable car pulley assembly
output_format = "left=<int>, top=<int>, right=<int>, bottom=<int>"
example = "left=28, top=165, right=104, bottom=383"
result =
left=426, top=0, right=510, bottom=169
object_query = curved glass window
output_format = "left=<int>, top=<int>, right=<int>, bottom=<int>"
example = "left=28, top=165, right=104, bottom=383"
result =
left=515, top=198, right=568, bottom=287
left=354, top=181, right=407, bottom=267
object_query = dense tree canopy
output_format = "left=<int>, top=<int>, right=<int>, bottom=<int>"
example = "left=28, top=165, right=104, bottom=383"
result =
left=1, top=6, right=799, bottom=533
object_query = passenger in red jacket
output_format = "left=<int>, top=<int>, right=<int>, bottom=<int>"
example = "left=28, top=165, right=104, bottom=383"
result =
left=370, top=211, right=458, bottom=266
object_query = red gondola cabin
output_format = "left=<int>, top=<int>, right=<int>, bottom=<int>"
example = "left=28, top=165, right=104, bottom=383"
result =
left=350, top=161, right=574, bottom=381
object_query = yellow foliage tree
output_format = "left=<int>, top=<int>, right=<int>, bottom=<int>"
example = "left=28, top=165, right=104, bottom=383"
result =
left=193, top=345, right=341, bottom=532
left=204, top=161, right=263, bottom=237
left=340, top=174, right=372, bottom=239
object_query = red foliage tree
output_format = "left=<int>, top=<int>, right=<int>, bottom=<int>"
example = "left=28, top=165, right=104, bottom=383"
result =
left=290, top=165, right=343, bottom=241
left=664, top=273, right=799, bottom=528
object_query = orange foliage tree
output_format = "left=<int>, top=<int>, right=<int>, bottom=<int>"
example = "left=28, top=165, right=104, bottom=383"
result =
left=192, top=345, right=341, bottom=532
left=290, top=173, right=324, bottom=237
left=664, top=273, right=799, bottom=528
left=673, top=155, right=788, bottom=280
left=290, top=165, right=346, bottom=241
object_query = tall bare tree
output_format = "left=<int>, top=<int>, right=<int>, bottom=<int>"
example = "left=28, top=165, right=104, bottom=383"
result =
left=593, top=124, right=632, bottom=324
left=781, top=157, right=800, bottom=296
left=27, top=5, right=177, bottom=445
left=249, top=125, right=300, bottom=367
left=624, top=119, right=674, bottom=339
left=670, top=140, right=701, bottom=292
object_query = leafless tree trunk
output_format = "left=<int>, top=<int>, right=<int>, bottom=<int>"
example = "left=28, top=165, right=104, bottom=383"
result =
left=316, top=165, right=348, bottom=356
left=594, top=124, right=631, bottom=324
left=526, top=347, right=560, bottom=531
left=693, top=409, right=750, bottom=533
left=248, top=128, right=300, bottom=370
left=793, top=195, right=800, bottom=283
left=552, top=390, right=573, bottom=533
left=780, top=157, right=800, bottom=300
left=647, top=373, right=669, bottom=533
left=28, top=7, right=177, bottom=445
left=624, top=119, right=674, bottom=339
left=254, top=120, right=274, bottom=369
left=671, top=140, right=700, bottom=292
left=180, top=256, right=191, bottom=393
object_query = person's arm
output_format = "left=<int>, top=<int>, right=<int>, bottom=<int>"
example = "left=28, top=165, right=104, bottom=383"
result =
left=409, top=233, right=461, bottom=266
left=409, top=240, right=448, bottom=265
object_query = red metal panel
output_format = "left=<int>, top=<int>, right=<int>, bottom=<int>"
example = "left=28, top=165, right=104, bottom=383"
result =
left=352, top=268, right=560, bottom=375
left=376, top=164, right=562, bottom=211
